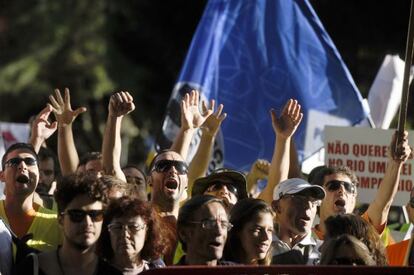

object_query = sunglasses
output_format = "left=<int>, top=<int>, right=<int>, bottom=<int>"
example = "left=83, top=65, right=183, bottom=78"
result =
left=207, top=182, right=239, bottom=197
left=152, top=159, right=188, bottom=175
left=4, top=157, right=37, bottom=168
left=325, top=180, right=356, bottom=194
left=62, top=209, right=104, bottom=223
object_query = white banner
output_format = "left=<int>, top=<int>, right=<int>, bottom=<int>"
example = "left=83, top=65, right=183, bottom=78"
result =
left=0, top=122, right=30, bottom=199
left=325, top=126, right=414, bottom=206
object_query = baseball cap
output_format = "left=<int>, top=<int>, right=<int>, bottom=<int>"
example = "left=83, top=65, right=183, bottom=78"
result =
left=192, top=168, right=248, bottom=200
left=273, top=178, right=325, bottom=201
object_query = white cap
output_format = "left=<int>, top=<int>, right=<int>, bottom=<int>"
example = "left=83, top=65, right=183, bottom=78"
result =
left=273, top=178, right=326, bottom=201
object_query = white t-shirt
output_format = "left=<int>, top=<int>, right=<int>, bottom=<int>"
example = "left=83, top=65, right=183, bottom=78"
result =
left=0, top=218, right=12, bottom=275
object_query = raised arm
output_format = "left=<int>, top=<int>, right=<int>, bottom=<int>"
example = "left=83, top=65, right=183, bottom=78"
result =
left=49, top=88, right=87, bottom=175
left=246, top=159, right=270, bottom=198
left=101, top=91, right=135, bottom=182
left=187, top=101, right=227, bottom=193
left=366, top=131, right=411, bottom=229
left=258, top=99, right=303, bottom=203
left=30, top=104, right=58, bottom=153
left=170, top=90, right=213, bottom=159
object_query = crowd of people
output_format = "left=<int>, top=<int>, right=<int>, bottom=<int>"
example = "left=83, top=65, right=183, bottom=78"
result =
left=0, top=88, right=413, bottom=275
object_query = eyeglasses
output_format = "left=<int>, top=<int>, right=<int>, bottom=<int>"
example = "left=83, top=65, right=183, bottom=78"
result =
left=332, top=257, right=366, bottom=266
left=409, top=197, right=414, bottom=208
left=206, top=182, right=239, bottom=197
left=325, top=180, right=356, bottom=194
left=281, top=194, right=321, bottom=207
left=187, top=219, right=233, bottom=231
left=152, top=159, right=188, bottom=175
left=108, top=223, right=146, bottom=234
left=61, top=209, right=104, bottom=223
left=4, top=157, right=37, bottom=168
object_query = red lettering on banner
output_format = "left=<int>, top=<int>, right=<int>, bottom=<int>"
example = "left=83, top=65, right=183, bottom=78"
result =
left=368, top=161, right=386, bottom=174
left=327, top=141, right=349, bottom=155
left=401, top=163, right=412, bottom=176
left=346, top=159, right=365, bottom=172
left=398, top=179, right=413, bottom=191
left=328, top=158, right=343, bottom=167
left=357, top=176, right=383, bottom=189
left=352, top=144, right=388, bottom=158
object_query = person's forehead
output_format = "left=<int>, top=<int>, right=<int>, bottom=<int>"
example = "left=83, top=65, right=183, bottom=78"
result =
left=86, top=159, right=102, bottom=168
left=66, top=193, right=103, bottom=210
left=112, top=215, right=145, bottom=225
left=197, top=201, right=227, bottom=219
left=39, top=158, right=54, bottom=169
left=155, top=151, right=184, bottom=162
left=323, top=173, right=352, bottom=184
left=6, top=149, right=36, bottom=160
left=123, top=167, right=143, bottom=178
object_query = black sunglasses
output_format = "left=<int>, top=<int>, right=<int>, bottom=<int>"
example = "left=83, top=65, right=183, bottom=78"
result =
left=62, top=209, right=104, bottom=223
left=207, top=182, right=239, bottom=197
left=325, top=180, right=356, bottom=194
left=4, top=157, right=37, bottom=168
left=152, top=159, right=188, bottom=175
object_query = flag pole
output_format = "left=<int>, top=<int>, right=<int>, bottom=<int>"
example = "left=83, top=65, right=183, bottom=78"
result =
left=397, top=0, right=414, bottom=147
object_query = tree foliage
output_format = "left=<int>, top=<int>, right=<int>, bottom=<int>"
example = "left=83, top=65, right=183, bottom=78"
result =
left=0, top=0, right=411, bottom=163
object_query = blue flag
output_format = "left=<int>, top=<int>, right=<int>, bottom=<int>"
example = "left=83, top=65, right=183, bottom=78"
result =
left=157, top=0, right=368, bottom=172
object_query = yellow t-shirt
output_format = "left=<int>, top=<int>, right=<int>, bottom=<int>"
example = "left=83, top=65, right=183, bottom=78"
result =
left=0, top=200, right=62, bottom=252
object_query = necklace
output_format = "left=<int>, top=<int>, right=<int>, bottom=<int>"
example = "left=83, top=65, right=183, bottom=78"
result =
left=56, top=247, right=65, bottom=275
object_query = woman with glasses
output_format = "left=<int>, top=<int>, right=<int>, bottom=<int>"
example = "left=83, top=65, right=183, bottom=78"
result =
left=98, top=196, right=166, bottom=274
left=223, top=198, right=274, bottom=265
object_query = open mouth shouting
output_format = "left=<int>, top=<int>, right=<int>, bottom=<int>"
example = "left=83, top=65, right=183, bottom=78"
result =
left=334, top=198, right=346, bottom=213
left=16, top=174, right=30, bottom=184
left=164, top=177, right=179, bottom=194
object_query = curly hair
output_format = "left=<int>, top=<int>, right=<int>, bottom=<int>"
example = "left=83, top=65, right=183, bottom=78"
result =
left=324, top=214, right=387, bottom=266
left=223, top=198, right=274, bottom=265
left=54, top=173, right=109, bottom=214
left=98, top=196, right=166, bottom=261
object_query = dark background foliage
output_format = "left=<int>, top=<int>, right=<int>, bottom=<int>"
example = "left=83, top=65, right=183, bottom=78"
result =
left=0, top=0, right=411, bottom=165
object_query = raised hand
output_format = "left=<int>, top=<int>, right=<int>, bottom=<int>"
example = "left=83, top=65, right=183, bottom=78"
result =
left=180, top=90, right=213, bottom=130
left=390, top=131, right=412, bottom=163
left=270, top=99, right=303, bottom=139
left=49, top=88, right=87, bottom=127
left=108, top=91, right=135, bottom=117
left=200, top=100, right=227, bottom=137
left=250, top=159, right=270, bottom=180
left=31, top=104, right=58, bottom=142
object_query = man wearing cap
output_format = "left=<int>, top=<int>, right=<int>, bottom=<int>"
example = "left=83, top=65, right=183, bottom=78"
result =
left=271, top=178, right=325, bottom=265
left=191, top=168, right=248, bottom=209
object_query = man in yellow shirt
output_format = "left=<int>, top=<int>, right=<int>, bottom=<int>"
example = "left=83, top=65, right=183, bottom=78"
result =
left=0, top=143, right=62, bottom=252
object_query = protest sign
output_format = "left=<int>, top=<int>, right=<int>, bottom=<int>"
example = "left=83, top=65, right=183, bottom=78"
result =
left=325, top=126, right=413, bottom=205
